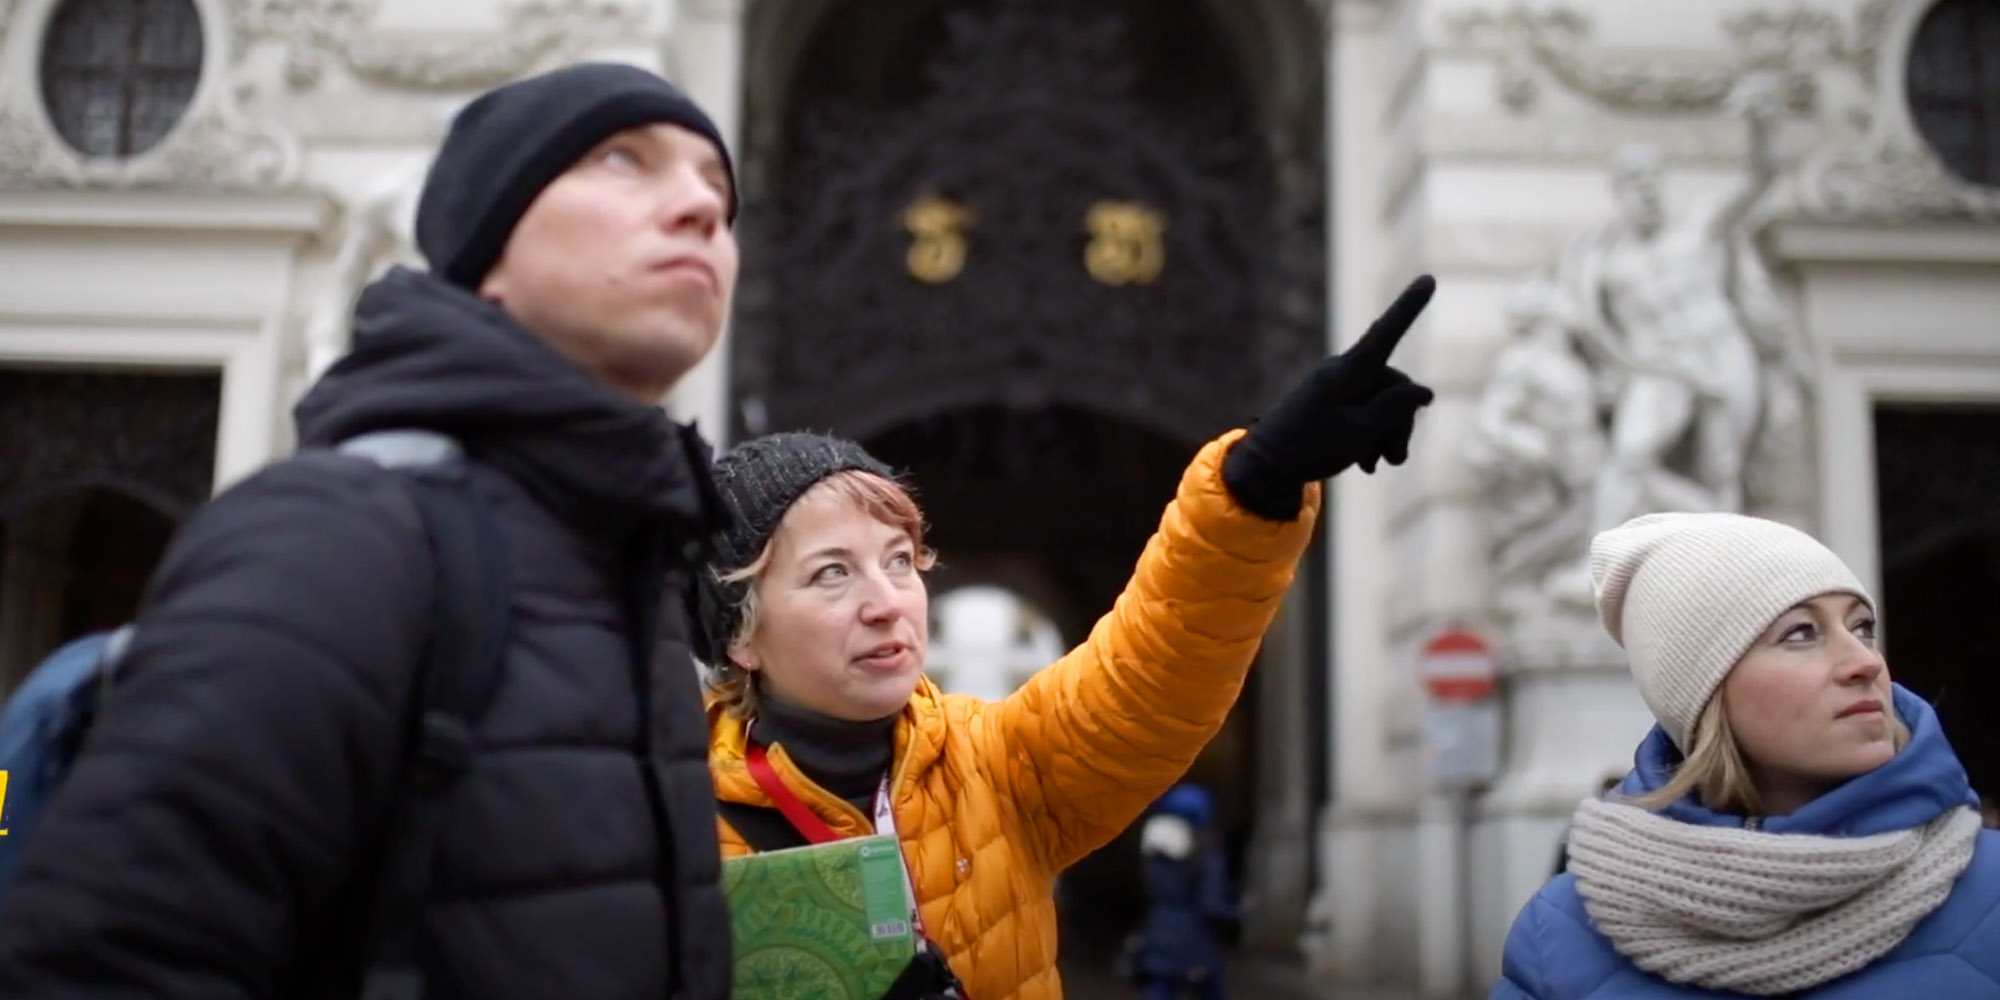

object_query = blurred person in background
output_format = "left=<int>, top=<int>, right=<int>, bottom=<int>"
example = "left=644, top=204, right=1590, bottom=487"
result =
left=1126, top=784, right=1239, bottom=1000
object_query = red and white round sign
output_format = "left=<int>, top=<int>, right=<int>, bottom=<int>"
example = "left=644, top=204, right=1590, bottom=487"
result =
left=1418, top=626, right=1497, bottom=702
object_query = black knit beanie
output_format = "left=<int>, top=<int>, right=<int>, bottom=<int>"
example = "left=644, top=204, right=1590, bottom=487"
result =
left=689, top=432, right=898, bottom=665
left=415, top=61, right=738, bottom=290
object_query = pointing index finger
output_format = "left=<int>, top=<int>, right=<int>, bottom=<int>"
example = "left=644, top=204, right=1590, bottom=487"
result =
left=1350, top=275, right=1436, bottom=369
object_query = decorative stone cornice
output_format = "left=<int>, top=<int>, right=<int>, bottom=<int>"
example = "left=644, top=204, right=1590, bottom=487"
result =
left=1785, top=0, right=2000, bottom=224
left=1442, top=4, right=1852, bottom=114
left=0, top=101, right=303, bottom=192
left=229, top=0, right=648, bottom=92
left=0, top=188, right=333, bottom=235
left=683, top=0, right=743, bottom=17
left=1420, top=109, right=1762, bottom=164
left=1793, top=139, right=2000, bottom=223
left=1437, top=0, right=1999, bottom=224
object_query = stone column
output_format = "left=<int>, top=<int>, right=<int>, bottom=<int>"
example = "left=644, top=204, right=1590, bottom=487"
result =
left=1243, top=582, right=1315, bottom=950
left=1306, top=0, right=1423, bottom=984
left=665, top=0, right=748, bottom=444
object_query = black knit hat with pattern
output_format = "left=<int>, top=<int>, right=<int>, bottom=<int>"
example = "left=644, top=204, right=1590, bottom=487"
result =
left=689, top=431, right=897, bottom=665
left=416, top=61, right=738, bottom=290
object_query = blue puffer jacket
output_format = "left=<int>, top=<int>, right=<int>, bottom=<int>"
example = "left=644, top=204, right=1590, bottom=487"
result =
left=1490, top=684, right=2000, bottom=999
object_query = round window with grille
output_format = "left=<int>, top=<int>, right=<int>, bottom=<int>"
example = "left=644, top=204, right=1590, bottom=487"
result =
left=1905, top=0, right=2000, bottom=188
left=38, top=0, right=206, bottom=159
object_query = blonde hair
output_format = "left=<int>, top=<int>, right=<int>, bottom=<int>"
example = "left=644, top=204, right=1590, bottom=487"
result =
left=1628, top=692, right=1912, bottom=815
left=704, top=469, right=934, bottom=719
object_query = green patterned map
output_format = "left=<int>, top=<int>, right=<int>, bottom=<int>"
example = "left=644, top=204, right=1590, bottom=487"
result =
left=722, top=833, right=920, bottom=1000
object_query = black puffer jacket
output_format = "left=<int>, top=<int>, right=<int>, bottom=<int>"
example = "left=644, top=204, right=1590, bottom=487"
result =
left=0, top=267, right=733, bottom=1000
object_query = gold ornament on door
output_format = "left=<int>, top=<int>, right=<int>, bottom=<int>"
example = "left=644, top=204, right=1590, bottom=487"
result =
left=1084, top=200, right=1166, bottom=286
left=901, top=195, right=974, bottom=284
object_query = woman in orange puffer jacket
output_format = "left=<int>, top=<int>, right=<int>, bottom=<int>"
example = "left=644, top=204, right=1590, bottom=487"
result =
left=691, top=277, right=1440, bottom=1000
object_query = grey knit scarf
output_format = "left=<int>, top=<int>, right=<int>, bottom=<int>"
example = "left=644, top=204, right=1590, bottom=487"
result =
left=1566, top=797, right=1982, bottom=995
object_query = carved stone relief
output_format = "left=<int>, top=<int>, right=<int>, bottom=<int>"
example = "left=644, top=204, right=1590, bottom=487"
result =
left=229, top=0, right=647, bottom=93
left=1446, top=1, right=2000, bottom=224
left=1794, top=138, right=2000, bottom=222
left=0, top=0, right=304, bottom=191
left=0, top=100, right=301, bottom=191
left=1442, top=4, right=1851, bottom=115
left=1422, top=111, right=1764, bottom=166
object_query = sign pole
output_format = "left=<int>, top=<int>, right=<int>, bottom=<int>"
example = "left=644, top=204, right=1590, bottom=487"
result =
left=1416, top=626, right=1502, bottom=997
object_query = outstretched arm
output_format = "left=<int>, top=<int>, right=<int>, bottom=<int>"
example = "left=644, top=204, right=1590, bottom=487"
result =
left=976, top=276, right=1439, bottom=873
left=973, top=432, right=1319, bottom=873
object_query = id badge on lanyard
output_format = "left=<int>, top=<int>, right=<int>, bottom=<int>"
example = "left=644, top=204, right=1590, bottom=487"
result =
left=743, top=729, right=972, bottom=998
left=868, top=772, right=929, bottom=938
left=742, top=731, right=927, bottom=937
left=869, top=778, right=968, bottom=999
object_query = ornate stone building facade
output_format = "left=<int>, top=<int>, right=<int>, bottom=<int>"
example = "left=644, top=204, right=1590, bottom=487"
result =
left=0, top=0, right=1995, bottom=994
left=1325, top=1, right=2000, bottom=993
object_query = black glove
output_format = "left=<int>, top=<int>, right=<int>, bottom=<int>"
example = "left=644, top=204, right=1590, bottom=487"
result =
left=1223, top=275, right=1438, bottom=520
left=879, top=946, right=967, bottom=1000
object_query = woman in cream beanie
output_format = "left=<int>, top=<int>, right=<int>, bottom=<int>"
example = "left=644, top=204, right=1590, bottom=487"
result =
left=1488, top=511, right=2000, bottom=999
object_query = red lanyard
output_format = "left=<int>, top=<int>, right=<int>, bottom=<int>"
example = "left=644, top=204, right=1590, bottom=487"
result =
left=743, top=741, right=843, bottom=844
left=741, top=738, right=920, bottom=932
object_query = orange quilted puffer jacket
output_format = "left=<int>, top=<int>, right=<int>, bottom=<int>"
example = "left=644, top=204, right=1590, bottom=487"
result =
left=708, top=430, right=1320, bottom=1000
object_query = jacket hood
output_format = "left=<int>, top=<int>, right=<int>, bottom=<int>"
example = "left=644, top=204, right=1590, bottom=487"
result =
left=1618, top=682, right=1977, bottom=836
left=295, top=266, right=726, bottom=536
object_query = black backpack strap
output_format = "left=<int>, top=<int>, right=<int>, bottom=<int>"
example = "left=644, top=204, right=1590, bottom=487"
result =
left=338, top=430, right=511, bottom=1000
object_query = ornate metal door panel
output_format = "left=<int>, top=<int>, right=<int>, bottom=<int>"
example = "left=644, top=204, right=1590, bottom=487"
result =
left=0, top=368, right=217, bottom=687
left=0, top=368, right=220, bottom=518
left=733, top=0, right=1321, bottom=446
left=1874, top=405, right=2000, bottom=569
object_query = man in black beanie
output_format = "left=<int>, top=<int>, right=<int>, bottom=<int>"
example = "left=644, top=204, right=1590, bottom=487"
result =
left=0, top=63, right=738, bottom=1000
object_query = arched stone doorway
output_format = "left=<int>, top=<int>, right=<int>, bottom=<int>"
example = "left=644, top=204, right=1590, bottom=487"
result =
left=1875, top=404, right=2000, bottom=802
left=732, top=0, right=1329, bottom=970
left=0, top=368, right=219, bottom=689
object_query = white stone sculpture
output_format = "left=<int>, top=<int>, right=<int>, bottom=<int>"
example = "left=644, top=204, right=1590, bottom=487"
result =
left=303, top=159, right=429, bottom=383
left=1465, top=277, right=1604, bottom=633
left=1472, top=70, right=1821, bottom=655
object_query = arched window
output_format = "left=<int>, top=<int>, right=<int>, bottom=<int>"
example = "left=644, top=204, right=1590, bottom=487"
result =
left=1906, top=0, right=2000, bottom=188
left=38, top=0, right=205, bottom=159
left=927, top=585, right=1066, bottom=701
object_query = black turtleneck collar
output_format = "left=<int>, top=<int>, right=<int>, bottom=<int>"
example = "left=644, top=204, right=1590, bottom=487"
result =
left=752, top=694, right=897, bottom=804
left=293, top=267, right=728, bottom=546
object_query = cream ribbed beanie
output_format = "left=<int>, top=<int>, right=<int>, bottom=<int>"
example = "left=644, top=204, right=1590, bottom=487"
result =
left=1589, top=512, right=1873, bottom=750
